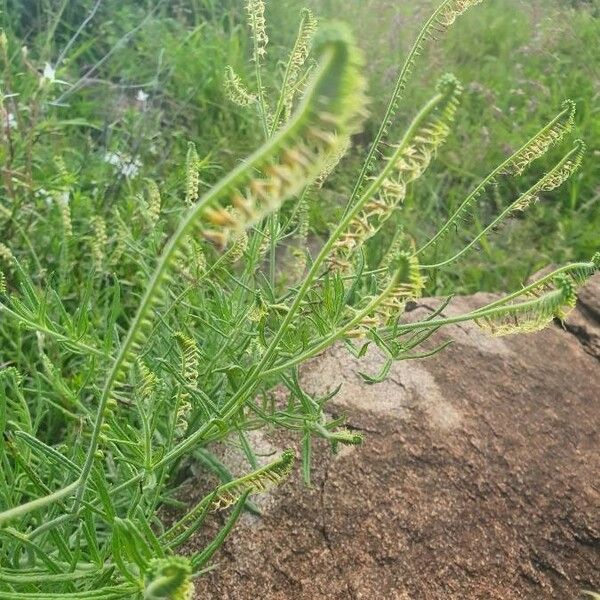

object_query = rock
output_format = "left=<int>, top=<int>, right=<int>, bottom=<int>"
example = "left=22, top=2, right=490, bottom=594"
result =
left=187, top=275, right=600, bottom=599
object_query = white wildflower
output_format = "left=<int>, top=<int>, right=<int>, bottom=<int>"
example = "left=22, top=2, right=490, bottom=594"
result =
left=136, top=89, right=149, bottom=103
left=104, top=151, right=121, bottom=166
left=104, top=150, right=142, bottom=178
left=5, top=112, right=17, bottom=130
left=120, top=158, right=142, bottom=178
left=42, top=63, right=56, bottom=83
left=35, top=188, right=54, bottom=206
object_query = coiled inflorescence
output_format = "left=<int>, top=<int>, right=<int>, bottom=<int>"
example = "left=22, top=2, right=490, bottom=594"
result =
left=329, top=74, right=462, bottom=273
left=512, top=139, right=585, bottom=212
left=175, top=333, right=200, bottom=437
left=474, top=254, right=599, bottom=338
left=198, top=27, right=368, bottom=250
left=136, top=360, right=158, bottom=402
left=144, top=556, right=194, bottom=600
left=161, top=450, right=295, bottom=549
left=504, top=100, right=576, bottom=176
left=475, top=275, right=577, bottom=336
left=436, top=0, right=485, bottom=28
left=349, top=249, right=426, bottom=337
left=282, top=8, right=318, bottom=119
left=210, top=449, right=295, bottom=511
left=224, top=66, right=257, bottom=107
left=0, top=242, right=14, bottom=263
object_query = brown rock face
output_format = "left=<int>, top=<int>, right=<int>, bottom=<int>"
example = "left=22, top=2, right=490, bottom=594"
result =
left=189, top=277, right=600, bottom=599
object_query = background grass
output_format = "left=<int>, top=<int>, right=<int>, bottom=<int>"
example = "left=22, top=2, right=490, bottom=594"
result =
left=1, top=0, right=598, bottom=294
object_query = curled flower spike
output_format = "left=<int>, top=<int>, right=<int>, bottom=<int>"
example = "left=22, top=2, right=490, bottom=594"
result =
left=436, top=0, right=485, bottom=27
left=512, top=139, right=585, bottom=212
left=475, top=275, right=577, bottom=336
left=282, top=8, right=318, bottom=119
left=329, top=74, right=461, bottom=273
left=145, top=180, right=162, bottom=226
left=175, top=332, right=200, bottom=437
left=347, top=0, right=486, bottom=206
left=315, top=134, right=350, bottom=188
left=136, top=360, right=158, bottom=401
left=473, top=254, right=599, bottom=338
left=209, top=449, right=295, bottom=511
left=348, top=248, right=426, bottom=338
left=224, top=66, right=257, bottom=107
left=161, top=451, right=294, bottom=549
left=96, top=24, right=368, bottom=436
left=0, top=242, right=14, bottom=262
left=224, top=211, right=249, bottom=264
left=144, top=556, right=194, bottom=600
left=197, top=26, right=368, bottom=249
left=504, top=100, right=576, bottom=176
left=539, top=138, right=585, bottom=191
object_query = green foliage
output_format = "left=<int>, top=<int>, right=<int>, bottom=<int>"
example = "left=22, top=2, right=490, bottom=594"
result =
left=0, top=1, right=597, bottom=598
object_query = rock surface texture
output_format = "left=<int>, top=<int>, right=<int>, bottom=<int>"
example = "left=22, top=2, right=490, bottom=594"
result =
left=189, top=276, right=600, bottom=599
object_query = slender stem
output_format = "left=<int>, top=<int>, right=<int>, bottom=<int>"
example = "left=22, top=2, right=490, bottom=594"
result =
left=422, top=142, right=581, bottom=269
left=254, top=57, right=269, bottom=139
left=341, top=0, right=457, bottom=218
left=0, top=480, right=80, bottom=526
left=417, top=103, right=574, bottom=255
left=261, top=274, right=402, bottom=376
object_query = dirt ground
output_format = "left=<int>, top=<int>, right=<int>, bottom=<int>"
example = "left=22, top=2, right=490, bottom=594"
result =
left=183, top=278, right=600, bottom=599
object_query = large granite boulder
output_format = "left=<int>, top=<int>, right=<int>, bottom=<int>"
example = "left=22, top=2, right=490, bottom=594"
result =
left=187, top=276, right=600, bottom=599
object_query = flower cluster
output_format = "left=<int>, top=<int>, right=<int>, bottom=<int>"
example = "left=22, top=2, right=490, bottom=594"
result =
left=104, top=151, right=142, bottom=178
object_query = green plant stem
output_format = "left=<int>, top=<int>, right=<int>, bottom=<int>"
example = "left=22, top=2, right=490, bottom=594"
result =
left=422, top=141, right=582, bottom=269
left=0, top=480, right=79, bottom=527
left=342, top=0, right=461, bottom=218
left=416, top=102, right=575, bottom=254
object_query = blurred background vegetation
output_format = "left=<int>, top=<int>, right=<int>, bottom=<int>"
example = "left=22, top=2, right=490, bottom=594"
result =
left=1, top=0, right=598, bottom=294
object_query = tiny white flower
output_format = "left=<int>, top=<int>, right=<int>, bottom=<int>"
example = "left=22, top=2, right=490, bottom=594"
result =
left=136, top=89, right=148, bottom=103
left=42, top=63, right=56, bottom=83
left=120, top=157, right=142, bottom=178
left=104, top=150, right=141, bottom=178
left=6, top=112, right=17, bottom=129
left=35, top=188, right=54, bottom=206
left=104, top=151, right=121, bottom=166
